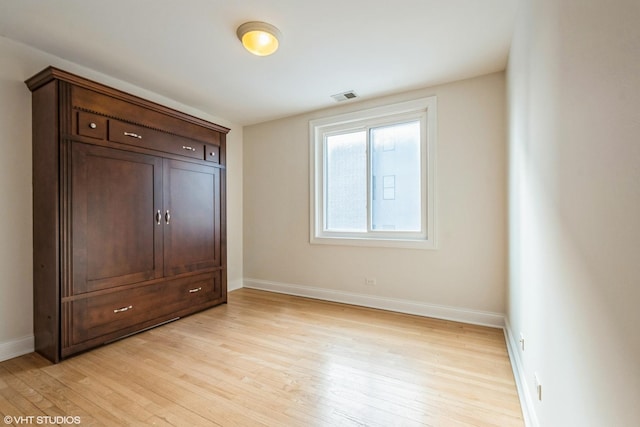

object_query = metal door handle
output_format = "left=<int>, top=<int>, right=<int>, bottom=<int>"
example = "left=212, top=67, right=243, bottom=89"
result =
left=165, top=210, right=171, bottom=225
left=182, top=145, right=196, bottom=152
left=188, top=287, right=202, bottom=293
left=155, top=210, right=162, bottom=225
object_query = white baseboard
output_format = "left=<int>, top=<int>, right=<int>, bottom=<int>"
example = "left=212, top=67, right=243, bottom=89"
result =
left=228, top=278, right=243, bottom=292
left=243, top=278, right=505, bottom=328
left=0, top=335, right=34, bottom=362
left=504, top=319, right=538, bottom=427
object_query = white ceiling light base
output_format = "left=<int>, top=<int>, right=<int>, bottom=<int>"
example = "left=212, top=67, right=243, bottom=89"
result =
left=236, top=21, right=282, bottom=56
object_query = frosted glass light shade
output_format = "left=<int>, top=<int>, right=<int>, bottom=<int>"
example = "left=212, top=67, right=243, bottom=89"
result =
left=236, top=21, right=281, bottom=56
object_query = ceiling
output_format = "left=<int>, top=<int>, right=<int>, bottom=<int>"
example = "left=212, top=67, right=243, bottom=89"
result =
left=0, top=0, right=517, bottom=126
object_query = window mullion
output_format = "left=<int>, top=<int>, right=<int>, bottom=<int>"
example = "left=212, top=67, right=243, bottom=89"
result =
left=322, top=134, right=328, bottom=232
left=366, top=126, right=373, bottom=233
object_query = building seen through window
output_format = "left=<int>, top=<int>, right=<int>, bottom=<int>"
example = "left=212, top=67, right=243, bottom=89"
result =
left=325, top=121, right=421, bottom=233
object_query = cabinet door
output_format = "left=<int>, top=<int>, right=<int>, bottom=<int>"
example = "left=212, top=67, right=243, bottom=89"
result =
left=71, top=143, right=163, bottom=294
left=163, top=159, right=221, bottom=276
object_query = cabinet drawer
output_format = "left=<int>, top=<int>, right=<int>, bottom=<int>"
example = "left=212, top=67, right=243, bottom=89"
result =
left=205, top=144, right=220, bottom=163
left=77, top=112, right=107, bottom=140
left=69, top=272, right=221, bottom=345
left=109, top=119, right=205, bottom=160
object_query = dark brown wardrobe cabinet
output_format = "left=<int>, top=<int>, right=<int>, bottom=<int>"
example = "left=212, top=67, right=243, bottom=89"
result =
left=26, top=67, right=229, bottom=363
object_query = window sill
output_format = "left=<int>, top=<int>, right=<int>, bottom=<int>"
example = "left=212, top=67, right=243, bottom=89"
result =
left=310, top=235, right=437, bottom=250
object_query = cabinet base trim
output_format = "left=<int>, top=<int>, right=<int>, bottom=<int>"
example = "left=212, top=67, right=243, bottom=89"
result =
left=104, top=317, right=180, bottom=345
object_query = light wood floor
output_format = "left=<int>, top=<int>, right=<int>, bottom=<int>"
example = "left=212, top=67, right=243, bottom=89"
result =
left=0, top=289, right=524, bottom=426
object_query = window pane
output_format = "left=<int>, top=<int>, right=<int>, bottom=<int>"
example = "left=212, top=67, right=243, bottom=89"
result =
left=371, top=121, right=421, bottom=231
left=325, top=131, right=367, bottom=231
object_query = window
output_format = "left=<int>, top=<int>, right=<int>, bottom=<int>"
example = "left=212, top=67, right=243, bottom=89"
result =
left=310, top=97, right=437, bottom=249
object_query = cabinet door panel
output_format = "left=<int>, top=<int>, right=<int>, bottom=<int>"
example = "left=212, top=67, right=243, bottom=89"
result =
left=72, top=143, right=163, bottom=294
left=164, top=159, right=220, bottom=275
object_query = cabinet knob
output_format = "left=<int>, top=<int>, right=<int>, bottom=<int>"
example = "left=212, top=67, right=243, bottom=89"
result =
left=209, top=152, right=215, bottom=156
left=89, top=122, right=97, bottom=129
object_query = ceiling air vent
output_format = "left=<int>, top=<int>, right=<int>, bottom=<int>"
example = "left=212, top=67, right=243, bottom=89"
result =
left=331, top=90, right=358, bottom=102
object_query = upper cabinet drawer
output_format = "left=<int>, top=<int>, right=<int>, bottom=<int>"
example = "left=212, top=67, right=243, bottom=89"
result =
left=77, top=112, right=107, bottom=140
left=205, top=144, right=219, bottom=163
left=70, top=85, right=228, bottom=144
left=109, top=119, right=205, bottom=160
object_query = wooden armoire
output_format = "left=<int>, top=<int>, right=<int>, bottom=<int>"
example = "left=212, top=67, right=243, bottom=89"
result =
left=26, top=67, right=229, bottom=363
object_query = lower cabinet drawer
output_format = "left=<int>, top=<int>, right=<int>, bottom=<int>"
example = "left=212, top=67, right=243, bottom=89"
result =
left=68, top=272, right=221, bottom=346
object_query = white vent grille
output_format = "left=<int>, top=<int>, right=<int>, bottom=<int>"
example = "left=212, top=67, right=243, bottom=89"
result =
left=331, top=90, right=358, bottom=102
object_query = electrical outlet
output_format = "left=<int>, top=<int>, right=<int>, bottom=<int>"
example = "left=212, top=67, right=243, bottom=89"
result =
left=535, top=373, right=542, bottom=401
left=519, top=333, right=525, bottom=351
left=365, top=277, right=376, bottom=286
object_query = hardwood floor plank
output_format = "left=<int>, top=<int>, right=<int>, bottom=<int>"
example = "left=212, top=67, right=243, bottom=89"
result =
left=0, top=289, right=523, bottom=426
left=2, top=354, right=121, bottom=425
left=0, top=366, right=47, bottom=419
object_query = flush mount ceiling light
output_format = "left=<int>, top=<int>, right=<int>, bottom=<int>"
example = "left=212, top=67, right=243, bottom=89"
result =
left=236, top=21, right=282, bottom=56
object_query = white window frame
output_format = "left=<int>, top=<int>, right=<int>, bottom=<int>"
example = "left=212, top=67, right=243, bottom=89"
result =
left=309, top=96, right=437, bottom=249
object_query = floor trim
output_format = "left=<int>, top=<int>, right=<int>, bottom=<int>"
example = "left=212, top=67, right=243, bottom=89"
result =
left=0, top=334, right=34, bottom=362
left=228, top=278, right=243, bottom=292
left=243, top=278, right=505, bottom=328
left=504, top=319, right=539, bottom=427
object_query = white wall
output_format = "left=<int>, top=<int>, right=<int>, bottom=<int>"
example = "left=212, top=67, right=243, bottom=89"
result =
left=507, top=0, right=640, bottom=426
left=0, top=36, right=243, bottom=361
left=243, top=72, right=507, bottom=321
